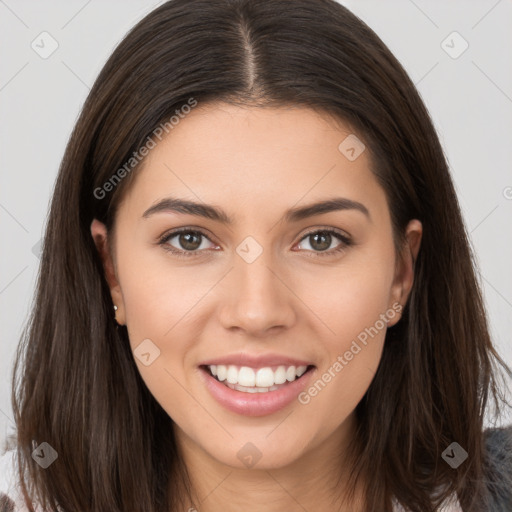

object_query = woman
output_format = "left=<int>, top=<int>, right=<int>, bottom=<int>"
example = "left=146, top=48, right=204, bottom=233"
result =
left=2, top=0, right=511, bottom=511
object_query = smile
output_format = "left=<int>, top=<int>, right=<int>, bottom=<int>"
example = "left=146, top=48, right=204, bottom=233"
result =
left=205, top=364, right=310, bottom=392
left=199, top=363, right=316, bottom=416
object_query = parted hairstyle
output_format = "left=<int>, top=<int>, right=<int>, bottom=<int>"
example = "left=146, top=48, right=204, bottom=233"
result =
left=9, top=1, right=511, bottom=511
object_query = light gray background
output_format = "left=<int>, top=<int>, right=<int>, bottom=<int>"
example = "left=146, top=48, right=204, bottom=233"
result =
left=1, top=0, right=511, bottom=450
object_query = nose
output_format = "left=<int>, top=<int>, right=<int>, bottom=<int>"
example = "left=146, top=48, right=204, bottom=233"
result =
left=218, top=249, right=297, bottom=337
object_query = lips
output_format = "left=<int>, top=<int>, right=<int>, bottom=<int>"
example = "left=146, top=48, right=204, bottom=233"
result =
left=197, top=353, right=317, bottom=416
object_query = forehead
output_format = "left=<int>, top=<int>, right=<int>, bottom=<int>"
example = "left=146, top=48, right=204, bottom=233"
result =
left=119, top=102, right=386, bottom=222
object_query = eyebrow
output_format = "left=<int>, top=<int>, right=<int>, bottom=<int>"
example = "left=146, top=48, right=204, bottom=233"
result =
left=142, top=196, right=370, bottom=223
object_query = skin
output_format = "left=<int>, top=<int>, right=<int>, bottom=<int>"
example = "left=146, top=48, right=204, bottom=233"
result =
left=91, top=103, right=422, bottom=511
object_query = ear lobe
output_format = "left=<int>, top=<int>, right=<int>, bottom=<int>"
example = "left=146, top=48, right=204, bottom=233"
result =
left=387, top=219, right=422, bottom=326
left=90, top=219, right=125, bottom=323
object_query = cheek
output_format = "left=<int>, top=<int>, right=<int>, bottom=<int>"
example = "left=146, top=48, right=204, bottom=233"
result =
left=305, top=251, right=396, bottom=349
left=297, top=286, right=390, bottom=434
left=296, top=247, right=395, bottom=419
left=116, top=243, right=206, bottom=343
left=115, top=247, right=202, bottom=420
left=115, top=245, right=219, bottom=404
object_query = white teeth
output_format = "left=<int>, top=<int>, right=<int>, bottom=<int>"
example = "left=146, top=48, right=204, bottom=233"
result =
left=274, top=366, right=287, bottom=385
left=239, top=367, right=256, bottom=387
left=215, top=364, right=226, bottom=381
left=226, top=366, right=239, bottom=384
left=207, top=364, right=309, bottom=388
left=255, top=367, right=273, bottom=387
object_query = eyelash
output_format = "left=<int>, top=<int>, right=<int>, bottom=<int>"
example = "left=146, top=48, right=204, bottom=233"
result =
left=158, top=227, right=352, bottom=259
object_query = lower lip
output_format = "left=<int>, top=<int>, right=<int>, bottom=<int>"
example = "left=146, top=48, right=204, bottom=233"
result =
left=198, top=366, right=316, bottom=417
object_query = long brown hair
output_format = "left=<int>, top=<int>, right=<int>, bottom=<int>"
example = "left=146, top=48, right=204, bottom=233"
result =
left=10, top=1, right=511, bottom=510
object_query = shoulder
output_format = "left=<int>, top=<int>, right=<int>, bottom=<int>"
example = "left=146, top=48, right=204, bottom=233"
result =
left=0, top=448, right=17, bottom=509
left=0, top=448, right=34, bottom=512
left=393, top=424, right=512, bottom=512
left=480, top=423, right=512, bottom=510
left=439, top=424, right=512, bottom=511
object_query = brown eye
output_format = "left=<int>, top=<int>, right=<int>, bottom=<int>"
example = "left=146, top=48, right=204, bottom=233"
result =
left=159, top=228, right=217, bottom=257
left=308, top=232, right=332, bottom=251
left=296, top=229, right=352, bottom=257
left=177, top=232, right=202, bottom=251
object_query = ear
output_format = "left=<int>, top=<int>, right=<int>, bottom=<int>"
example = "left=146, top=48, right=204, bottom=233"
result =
left=90, top=219, right=126, bottom=325
left=387, top=219, right=422, bottom=327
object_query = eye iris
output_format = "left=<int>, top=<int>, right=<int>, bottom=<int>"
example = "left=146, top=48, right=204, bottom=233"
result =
left=310, top=232, right=331, bottom=251
left=180, top=232, right=201, bottom=250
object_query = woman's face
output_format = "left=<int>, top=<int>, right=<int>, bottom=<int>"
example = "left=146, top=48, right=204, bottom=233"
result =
left=92, top=103, right=421, bottom=472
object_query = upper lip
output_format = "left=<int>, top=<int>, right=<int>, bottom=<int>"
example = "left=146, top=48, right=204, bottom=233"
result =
left=199, top=353, right=315, bottom=368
